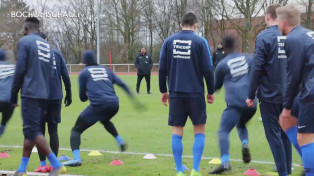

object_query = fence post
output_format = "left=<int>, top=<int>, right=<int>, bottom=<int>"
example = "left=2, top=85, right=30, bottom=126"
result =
left=128, top=65, right=130, bottom=72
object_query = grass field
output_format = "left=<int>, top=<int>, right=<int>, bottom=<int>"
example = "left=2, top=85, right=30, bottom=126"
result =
left=0, top=75, right=304, bottom=176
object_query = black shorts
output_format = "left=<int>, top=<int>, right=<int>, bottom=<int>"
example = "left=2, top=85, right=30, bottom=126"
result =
left=297, top=101, right=314, bottom=133
left=80, top=102, right=119, bottom=123
left=291, top=98, right=299, bottom=118
left=44, top=99, right=62, bottom=124
left=168, top=96, right=207, bottom=127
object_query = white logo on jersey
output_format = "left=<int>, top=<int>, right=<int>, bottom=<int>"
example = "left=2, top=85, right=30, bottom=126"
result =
left=88, top=68, right=109, bottom=81
left=173, top=40, right=192, bottom=59
left=306, top=31, right=314, bottom=40
left=227, top=56, right=248, bottom=77
left=36, top=40, right=51, bottom=62
left=277, top=36, right=287, bottom=59
left=0, top=65, right=15, bottom=79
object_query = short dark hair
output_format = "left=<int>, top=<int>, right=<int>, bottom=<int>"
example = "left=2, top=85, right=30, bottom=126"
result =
left=266, top=4, right=281, bottom=19
left=222, top=36, right=235, bottom=50
left=25, top=17, right=40, bottom=29
left=181, top=12, right=198, bottom=27
left=38, top=32, right=47, bottom=40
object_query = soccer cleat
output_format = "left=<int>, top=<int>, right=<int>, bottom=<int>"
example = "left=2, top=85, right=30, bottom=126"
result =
left=120, top=143, right=128, bottom=152
left=209, top=163, right=231, bottom=174
left=48, top=165, right=53, bottom=172
left=190, top=169, right=202, bottom=176
left=12, top=171, right=27, bottom=176
left=177, top=171, right=186, bottom=176
left=48, top=165, right=66, bottom=176
left=63, top=159, right=82, bottom=167
left=242, top=146, right=251, bottom=163
left=147, top=91, right=152, bottom=94
left=34, top=165, right=50, bottom=172
left=34, top=166, right=42, bottom=172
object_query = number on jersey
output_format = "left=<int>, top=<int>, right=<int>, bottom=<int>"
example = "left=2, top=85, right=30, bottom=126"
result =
left=88, top=68, right=109, bottom=81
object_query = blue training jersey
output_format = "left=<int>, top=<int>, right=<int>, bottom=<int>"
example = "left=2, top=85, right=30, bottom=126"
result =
left=283, top=26, right=314, bottom=109
left=248, top=26, right=287, bottom=104
left=159, top=30, right=215, bottom=96
left=215, top=52, right=257, bottom=108
left=79, top=65, right=131, bottom=105
left=0, top=61, right=15, bottom=102
left=11, top=33, right=54, bottom=103
left=48, top=49, right=71, bottom=100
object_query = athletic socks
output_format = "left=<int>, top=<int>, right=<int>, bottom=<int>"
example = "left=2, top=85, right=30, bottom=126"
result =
left=192, top=133, right=205, bottom=172
left=17, top=157, right=29, bottom=172
left=172, top=134, right=183, bottom=173
left=242, top=139, right=248, bottom=145
left=301, top=143, right=314, bottom=176
left=40, top=160, right=47, bottom=167
left=221, top=154, right=230, bottom=164
left=285, top=126, right=302, bottom=156
left=0, top=125, right=6, bottom=137
left=72, top=149, right=81, bottom=161
left=115, top=135, right=125, bottom=145
left=47, top=152, right=61, bottom=169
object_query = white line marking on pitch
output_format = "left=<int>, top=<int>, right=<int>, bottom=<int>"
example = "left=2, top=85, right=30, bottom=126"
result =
left=0, top=145, right=302, bottom=167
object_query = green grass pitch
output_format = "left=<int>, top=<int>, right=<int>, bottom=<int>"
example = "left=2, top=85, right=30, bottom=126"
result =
left=0, top=75, right=304, bottom=176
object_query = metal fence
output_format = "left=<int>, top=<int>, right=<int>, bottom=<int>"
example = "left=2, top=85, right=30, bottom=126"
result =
left=67, top=63, right=159, bottom=73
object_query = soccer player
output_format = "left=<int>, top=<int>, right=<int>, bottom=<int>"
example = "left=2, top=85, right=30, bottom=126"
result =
left=0, top=49, right=15, bottom=137
left=159, top=13, right=215, bottom=176
left=11, top=17, right=66, bottom=176
left=33, top=32, right=72, bottom=173
left=209, top=36, right=256, bottom=174
left=277, top=5, right=314, bottom=175
left=63, top=50, right=131, bottom=166
left=246, top=4, right=292, bottom=176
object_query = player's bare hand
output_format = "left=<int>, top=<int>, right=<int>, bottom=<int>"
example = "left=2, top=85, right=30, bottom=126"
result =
left=246, top=99, right=254, bottom=107
left=207, top=94, right=215, bottom=104
left=161, top=93, right=169, bottom=107
left=280, top=108, right=291, bottom=120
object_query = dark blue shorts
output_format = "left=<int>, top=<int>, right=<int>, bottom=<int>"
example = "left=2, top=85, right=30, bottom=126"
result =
left=80, top=102, right=119, bottom=124
left=44, top=99, right=62, bottom=124
left=297, top=101, right=314, bottom=133
left=21, top=98, right=47, bottom=140
left=168, top=96, right=206, bottom=127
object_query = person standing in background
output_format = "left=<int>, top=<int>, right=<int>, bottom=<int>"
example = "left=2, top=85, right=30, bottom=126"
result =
left=134, top=47, right=153, bottom=94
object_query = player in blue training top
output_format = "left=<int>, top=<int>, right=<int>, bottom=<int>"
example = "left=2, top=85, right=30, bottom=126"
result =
left=11, top=17, right=66, bottom=176
left=277, top=5, right=314, bottom=175
left=33, top=32, right=72, bottom=173
left=63, top=50, right=135, bottom=167
left=209, top=36, right=257, bottom=174
left=246, top=4, right=292, bottom=176
left=0, top=49, right=15, bottom=138
left=159, top=12, right=215, bottom=176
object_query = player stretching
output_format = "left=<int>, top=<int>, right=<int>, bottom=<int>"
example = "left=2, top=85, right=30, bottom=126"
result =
left=11, top=17, right=66, bottom=176
left=277, top=5, right=314, bottom=176
left=0, top=49, right=15, bottom=138
left=209, top=36, right=256, bottom=174
left=33, top=32, right=72, bottom=173
left=63, top=50, right=132, bottom=166
left=159, top=13, right=215, bottom=176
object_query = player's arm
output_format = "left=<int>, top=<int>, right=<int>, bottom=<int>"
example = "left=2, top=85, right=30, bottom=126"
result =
left=59, top=52, right=72, bottom=106
left=78, top=71, right=88, bottom=102
left=201, top=38, right=215, bottom=104
left=134, top=55, right=139, bottom=69
left=158, top=40, right=169, bottom=106
left=214, top=63, right=224, bottom=92
left=10, top=40, right=28, bottom=105
left=247, top=36, right=267, bottom=106
left=111, top=71, right=133, bottom=97
left=149, top=54, right=153, bottom=70
left=283, top=38, right=304, bottom=110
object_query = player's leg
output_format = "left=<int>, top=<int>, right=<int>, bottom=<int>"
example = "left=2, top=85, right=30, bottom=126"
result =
left=34, top=122, right=49, bottom=172
left=144, top=74, right=151, bottom=94
left=136, top=74, right=144, bottom=94
left=0, top=102, right=15, bottom=137
left=260, top=101, right=289, bottom=176
left=297, top=102, right=314, bottom=176
left=169, top=97, right=188, bottom=175
left=236, top=107, right=256, bottom=163
left=189, top=96, right=206, bottom=176
left=102, top=120, right=127, bottom=151
left=48, top=122, right=59, bottom=157
left=209, top=107, right=240, bottom=174
left=64, top=105, right=99, bottom=166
